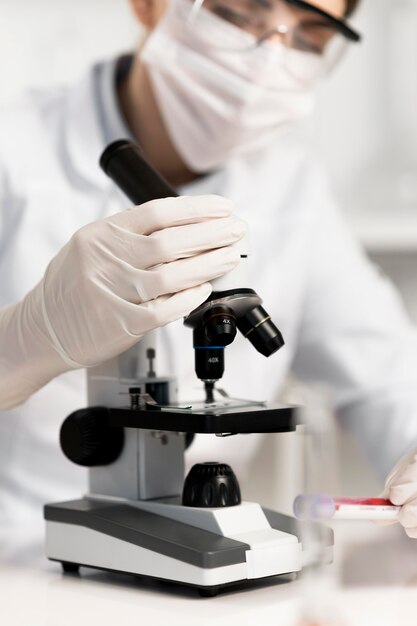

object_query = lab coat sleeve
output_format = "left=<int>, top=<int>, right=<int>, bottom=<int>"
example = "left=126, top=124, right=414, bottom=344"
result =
left=291, top=172, right=417, bottom=478
left=0, top=159, right=72, bottom=409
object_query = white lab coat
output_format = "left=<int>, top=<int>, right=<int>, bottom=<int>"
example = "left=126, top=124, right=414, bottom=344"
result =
left=1, top=64, right=417, bottom=523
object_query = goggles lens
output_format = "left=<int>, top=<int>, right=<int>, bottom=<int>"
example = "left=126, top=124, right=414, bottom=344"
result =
left=185, top=0, right=361, bottom=82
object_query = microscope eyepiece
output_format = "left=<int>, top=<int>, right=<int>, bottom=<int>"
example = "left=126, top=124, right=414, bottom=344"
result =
left=100, top=139, right=178, bottom=205
left=237, top=305, right=285, bottom=357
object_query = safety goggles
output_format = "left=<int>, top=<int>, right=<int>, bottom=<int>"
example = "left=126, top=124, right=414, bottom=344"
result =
left=185, top=0, right=362, bottom=83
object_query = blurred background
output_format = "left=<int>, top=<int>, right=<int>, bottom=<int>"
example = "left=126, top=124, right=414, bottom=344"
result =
left=1, top=0, right=416, bottom=508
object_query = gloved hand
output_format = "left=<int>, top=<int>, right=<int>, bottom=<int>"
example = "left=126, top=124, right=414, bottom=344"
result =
left=0, top=195, right=245, bottom=410
left=381, top=447, right=417, bottom=537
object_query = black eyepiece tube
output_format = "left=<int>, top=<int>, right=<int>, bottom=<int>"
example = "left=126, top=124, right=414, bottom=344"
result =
left=100, top=139, right=178, bottom=205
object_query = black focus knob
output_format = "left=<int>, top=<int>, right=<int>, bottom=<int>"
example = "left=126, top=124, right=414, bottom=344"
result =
left=203, top=307, right=237, bottom=347
left=60, top=407, right=124, bottom=467
left=182, top=462, right=241, bottom=508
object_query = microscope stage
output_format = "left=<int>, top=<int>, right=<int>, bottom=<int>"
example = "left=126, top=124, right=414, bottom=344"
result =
left=108, top=402, right=295, bottom=434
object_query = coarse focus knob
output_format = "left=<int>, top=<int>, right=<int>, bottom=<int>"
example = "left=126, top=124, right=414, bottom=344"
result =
left=182, top=462, right=241, bottom=508
left=60, top=407, right=124, bottom=467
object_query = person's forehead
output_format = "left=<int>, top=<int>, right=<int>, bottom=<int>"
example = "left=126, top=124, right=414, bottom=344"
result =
left=307, top=0, right=346, bottom=18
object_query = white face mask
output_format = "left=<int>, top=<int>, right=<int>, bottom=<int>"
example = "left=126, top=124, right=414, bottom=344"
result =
left=140, top=0, right=319, bottom=173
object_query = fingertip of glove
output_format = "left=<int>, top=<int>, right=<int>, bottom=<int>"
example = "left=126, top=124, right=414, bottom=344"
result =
left=388, top=485, right=412, bottom=506
left=399, top=506, right=417, bottom=528
left=192, top=282, right=213, bottom=301
left=220, top=245, right=241, bottom=266
left=229, top=217, right=247, bottom=240
left=405, top=526, right=417, bottom=539
left=162, top=282, right=212, bottom=323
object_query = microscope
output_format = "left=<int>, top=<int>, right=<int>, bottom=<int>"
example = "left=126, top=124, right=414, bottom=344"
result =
left=44, top=141, right=323, bottom=596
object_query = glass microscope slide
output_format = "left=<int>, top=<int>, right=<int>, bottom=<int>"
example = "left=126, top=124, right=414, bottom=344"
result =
left=293, top=495, right=400, bottom=521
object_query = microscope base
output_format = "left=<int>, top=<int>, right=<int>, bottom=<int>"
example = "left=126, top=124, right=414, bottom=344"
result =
left=44, top=499, right=315, bottom=594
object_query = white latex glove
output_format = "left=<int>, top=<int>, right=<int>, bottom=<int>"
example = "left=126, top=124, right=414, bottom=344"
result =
left=381, top=447, right=417, bottom=537
left=0, top=195, right=245, bottom=410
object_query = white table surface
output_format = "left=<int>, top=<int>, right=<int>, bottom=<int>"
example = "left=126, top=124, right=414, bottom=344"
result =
left=2, top=520, right=417, bottom=626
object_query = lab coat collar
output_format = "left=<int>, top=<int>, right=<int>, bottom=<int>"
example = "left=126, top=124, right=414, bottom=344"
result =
left=63, top=57, right=234, bottom=197
left=96, top=56, right=135, bottom=147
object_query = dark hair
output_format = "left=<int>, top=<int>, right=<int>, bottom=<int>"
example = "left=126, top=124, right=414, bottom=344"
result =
left=346, top=0, right=360, bottom=16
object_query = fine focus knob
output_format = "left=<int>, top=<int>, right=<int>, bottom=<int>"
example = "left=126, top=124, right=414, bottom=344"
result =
left=182, top=462, right=241, bottom=508
left=60, top=407, right=124, bottom=467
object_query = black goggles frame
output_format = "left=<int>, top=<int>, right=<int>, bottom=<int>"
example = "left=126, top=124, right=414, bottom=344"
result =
left=284, top=0, right=362, bottom=42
